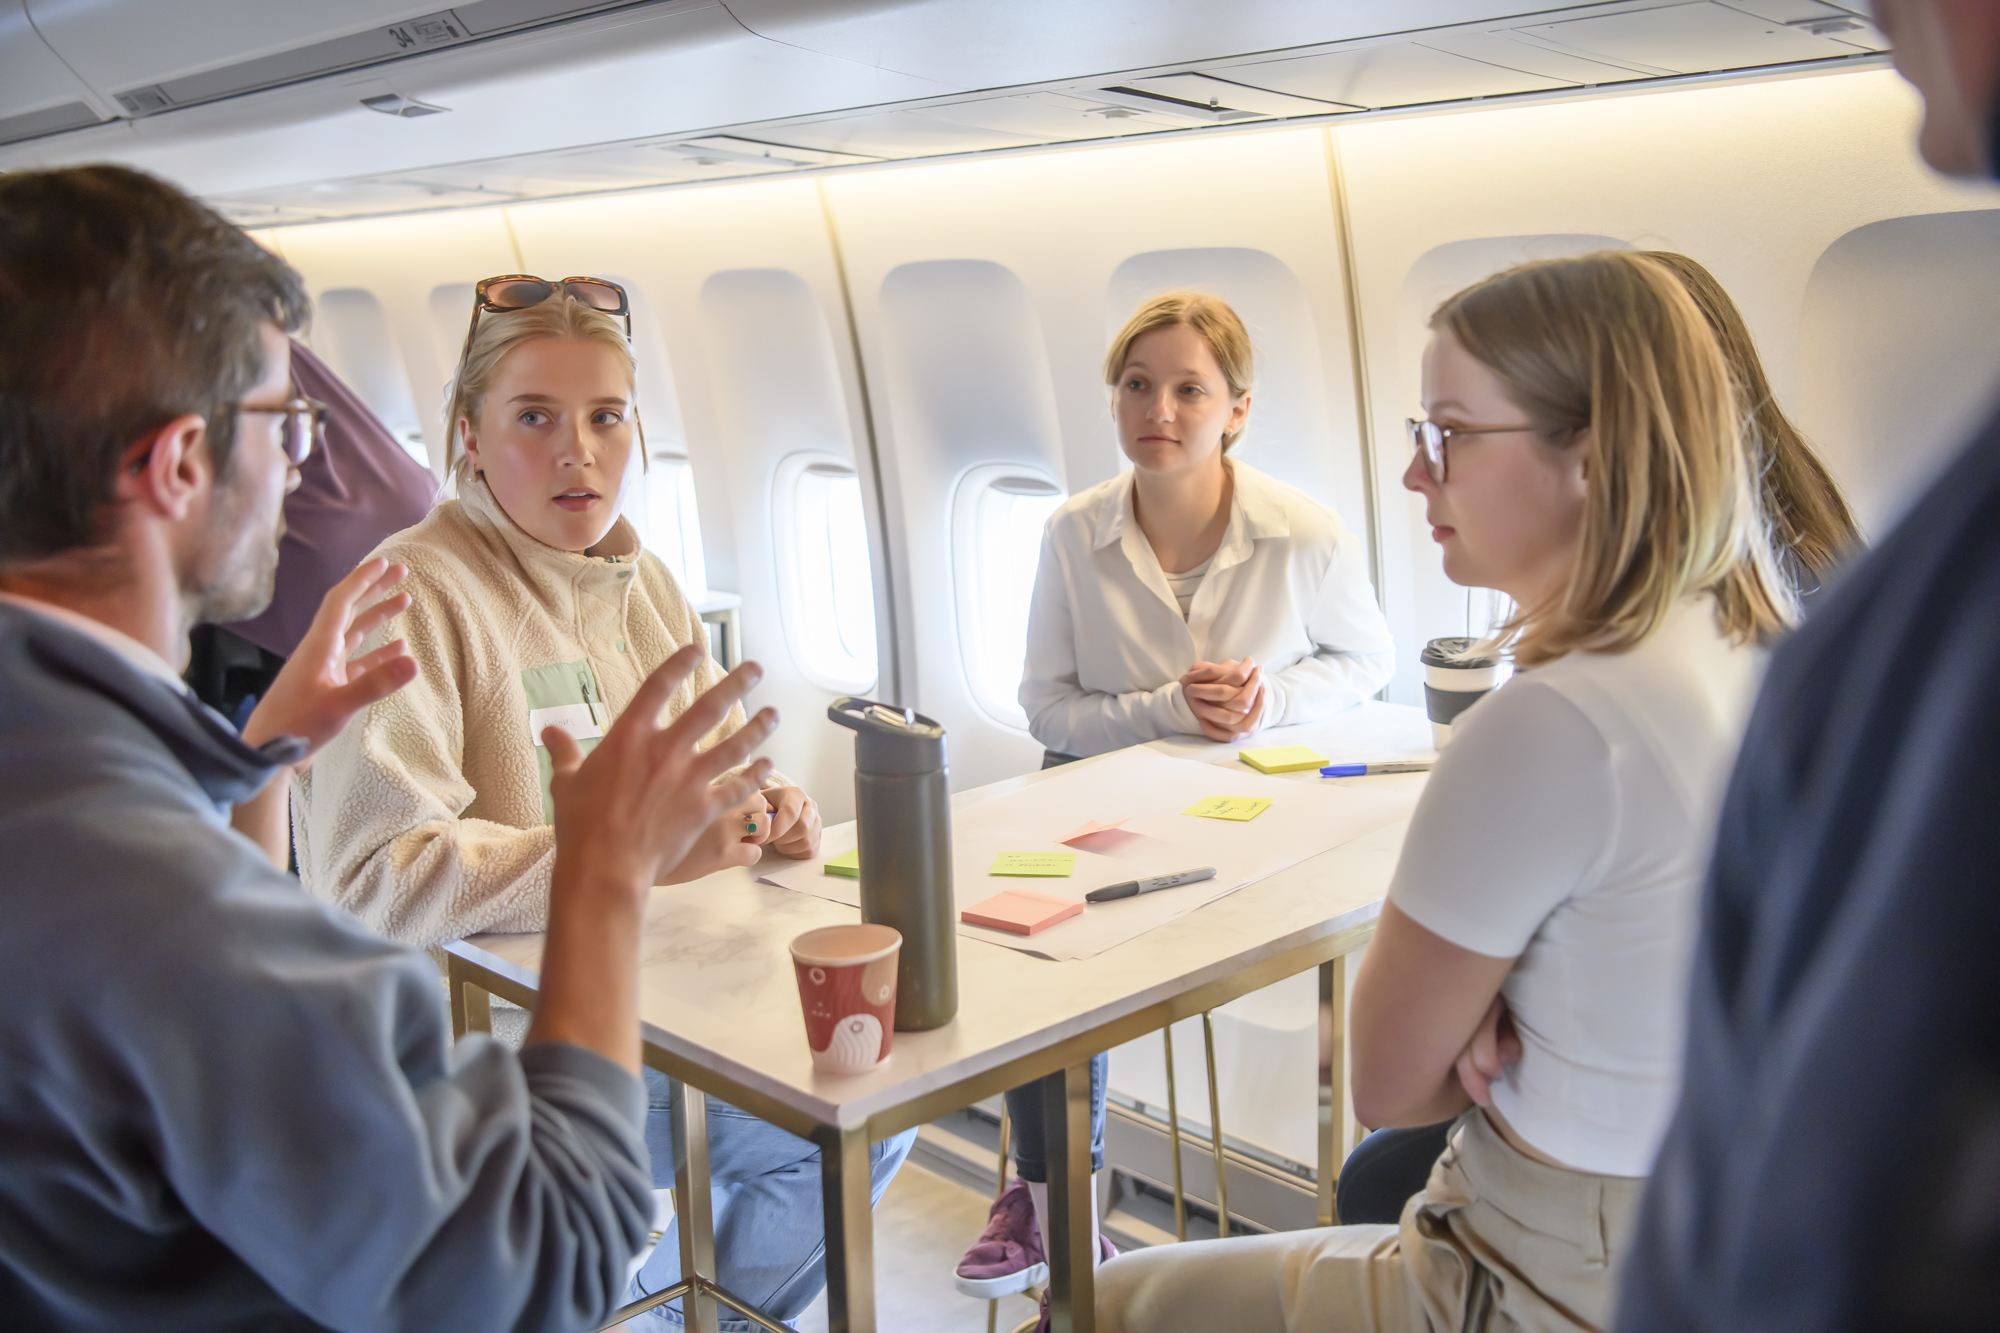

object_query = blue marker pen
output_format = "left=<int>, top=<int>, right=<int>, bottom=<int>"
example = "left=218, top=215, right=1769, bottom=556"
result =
left=1319, top=761, right=1435, bottom=777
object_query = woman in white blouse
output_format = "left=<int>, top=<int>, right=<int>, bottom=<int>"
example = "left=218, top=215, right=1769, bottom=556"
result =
left=1094, top=253, right=1794, bottom=1331
left=1020, top=291, right=1394, bottom=762
left=956, top=293, right=1393, bottom=1325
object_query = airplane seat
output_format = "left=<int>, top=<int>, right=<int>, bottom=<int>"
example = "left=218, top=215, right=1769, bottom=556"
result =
left=1798, top=209, right=2000, bottom=538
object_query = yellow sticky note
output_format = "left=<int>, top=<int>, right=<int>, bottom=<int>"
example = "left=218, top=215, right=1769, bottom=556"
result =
left=1238, top=745, right=1329, bottom=774
left=1183, top=796, right=1273, bottom=822
left=991, top=852, right=1077, bottom=877
left=824, top=848, right=860, bottom=878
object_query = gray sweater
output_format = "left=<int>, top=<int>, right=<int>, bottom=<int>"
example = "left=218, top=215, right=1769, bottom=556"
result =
left=0, top=603, right=652, bottom=1330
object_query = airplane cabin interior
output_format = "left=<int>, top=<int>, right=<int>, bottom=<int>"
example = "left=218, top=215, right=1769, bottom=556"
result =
left=3, top=2, right=1995, bottom=1330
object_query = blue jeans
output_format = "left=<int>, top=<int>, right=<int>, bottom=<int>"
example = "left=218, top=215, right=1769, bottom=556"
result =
left=628, top=1067, right=917, bottom=1331
left=1002, top=1052, right=1108, bottom=1181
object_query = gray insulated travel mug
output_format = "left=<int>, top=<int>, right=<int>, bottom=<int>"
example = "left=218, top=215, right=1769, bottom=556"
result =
left=827, top=698, right=958, bottom=1031
left=1422, top=638, right=1501, bottom=748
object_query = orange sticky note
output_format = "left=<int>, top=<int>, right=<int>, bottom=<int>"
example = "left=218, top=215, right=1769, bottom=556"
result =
left=1057, top=818, right=1129, bottom=845
left=961, top=888, right=1085, bottom=936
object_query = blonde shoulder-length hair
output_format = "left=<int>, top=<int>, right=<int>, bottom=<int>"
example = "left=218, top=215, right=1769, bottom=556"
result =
left=443, top=293, right=637, bottom=485
left=1103, top=290, right=1255, bottom=451
left=1434, top=251, right=1795, bottom=667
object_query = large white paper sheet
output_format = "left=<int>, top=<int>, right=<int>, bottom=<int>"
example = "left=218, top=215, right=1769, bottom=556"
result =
left=759, top=747, right=1415, bottom=960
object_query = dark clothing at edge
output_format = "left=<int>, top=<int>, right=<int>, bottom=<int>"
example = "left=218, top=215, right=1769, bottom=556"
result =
left=1618, top=407, right=2000, bottom=1328
left=0, top=605, right=651, bottom=1330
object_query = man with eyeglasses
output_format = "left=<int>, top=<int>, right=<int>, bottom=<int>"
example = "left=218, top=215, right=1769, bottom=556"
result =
left=0, top=165, right=780, bottom=1328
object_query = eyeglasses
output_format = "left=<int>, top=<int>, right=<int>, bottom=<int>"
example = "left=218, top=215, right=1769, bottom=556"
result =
left=237, top=397, right=329, bottom=467
left=1405, top=417, right=1542, bottom=485
left=459, top=274, right=630, bottom=368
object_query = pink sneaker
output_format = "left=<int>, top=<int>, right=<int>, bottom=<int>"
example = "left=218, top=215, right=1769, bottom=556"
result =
left=954, top=1177, right=1046, bottom=1298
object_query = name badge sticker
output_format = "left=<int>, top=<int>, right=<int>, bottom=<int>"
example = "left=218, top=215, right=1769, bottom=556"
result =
left=528, top=703, right=605, bottom=745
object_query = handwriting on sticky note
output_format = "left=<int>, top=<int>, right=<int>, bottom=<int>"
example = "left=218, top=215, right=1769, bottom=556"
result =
left=824, top=848, right=860, bottom=878
left=991, top=852, right=1077, bottom=877
left=1183, top=796, right=1272, bottom=822
left=1238, top=745, right=1329, bottom=774
left=1057, top=819, right=1129, bottom=845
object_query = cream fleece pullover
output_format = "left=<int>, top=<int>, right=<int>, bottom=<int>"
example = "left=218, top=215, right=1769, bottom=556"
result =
left=295, top=477, right=779, bottom=947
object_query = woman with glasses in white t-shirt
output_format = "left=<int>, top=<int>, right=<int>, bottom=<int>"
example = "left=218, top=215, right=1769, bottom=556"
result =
left=1094, top=251, right=1794, bottom=1331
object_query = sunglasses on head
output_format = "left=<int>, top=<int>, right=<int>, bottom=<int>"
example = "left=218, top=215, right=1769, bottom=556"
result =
left=459, top=274, right=631, bottom=368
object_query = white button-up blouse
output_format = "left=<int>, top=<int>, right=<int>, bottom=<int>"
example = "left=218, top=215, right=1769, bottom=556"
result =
left=1020, top=460, right=1395, bottom=757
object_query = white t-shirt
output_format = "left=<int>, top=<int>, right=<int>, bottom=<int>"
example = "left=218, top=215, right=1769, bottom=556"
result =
left=1389, top=596, right=1761, bottom=1177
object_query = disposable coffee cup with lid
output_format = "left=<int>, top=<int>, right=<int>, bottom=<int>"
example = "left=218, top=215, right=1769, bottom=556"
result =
left=1422, top=637, right=1501, bottom=749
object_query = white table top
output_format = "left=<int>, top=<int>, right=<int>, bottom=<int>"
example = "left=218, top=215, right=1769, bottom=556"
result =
left=449, top=702, right=1433, bottom=1130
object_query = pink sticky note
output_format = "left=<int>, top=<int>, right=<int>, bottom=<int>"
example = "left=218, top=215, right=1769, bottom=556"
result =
left=1057, top=818, right=1129, bottom=845
left=961, top=888, right=1085, bottom=936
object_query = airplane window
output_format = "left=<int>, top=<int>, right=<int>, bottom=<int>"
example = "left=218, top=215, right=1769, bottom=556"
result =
left=952, top=464, right=1066, bottom=728
left=772, top=452, right=878, bottom=694
left=638, top=453, right=708, bottom=600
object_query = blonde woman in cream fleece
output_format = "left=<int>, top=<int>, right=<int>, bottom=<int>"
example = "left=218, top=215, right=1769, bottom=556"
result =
left=298, top=290, right=817, bottom=941
left=297, top=284, right=911, bottom=1332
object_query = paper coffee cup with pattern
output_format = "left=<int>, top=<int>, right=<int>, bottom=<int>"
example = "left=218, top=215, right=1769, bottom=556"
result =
left=790, top=924, right=902, bottom=1076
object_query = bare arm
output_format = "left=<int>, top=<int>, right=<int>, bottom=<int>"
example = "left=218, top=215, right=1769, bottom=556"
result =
left=529, top=646, right=776, bottom=1071
left=229, top=774, right=294, bottom=869
left=1350, top=900, right=1517, bottom=1129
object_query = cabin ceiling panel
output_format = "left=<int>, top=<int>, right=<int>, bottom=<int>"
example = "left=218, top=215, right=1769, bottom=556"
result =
left=24, top=0, right=452, bottom=92
left=0, top=0, right=1888, bottom=223
left=776, top=94, right=1185, bottom=160
left=1217, top=43, right=1577, bottom=110
left=724, top=0, right=1574, bottom=88
left=1, top=2, right=92, bottom=111
left=1516, top=2, right=1885, bottom=73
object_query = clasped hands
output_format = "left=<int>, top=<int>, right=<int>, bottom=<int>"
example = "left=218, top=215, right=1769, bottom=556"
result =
left=1181, top=655, right=1267, bottom=742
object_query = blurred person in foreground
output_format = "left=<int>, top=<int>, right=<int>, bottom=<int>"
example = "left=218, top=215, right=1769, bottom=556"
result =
left=1619, top=1, right=2000, bottom=1327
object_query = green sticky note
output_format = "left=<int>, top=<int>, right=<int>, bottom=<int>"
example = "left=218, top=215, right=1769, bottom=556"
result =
left=824, top=848, right=861, bottom=878
left=1184, top=796, right=1273, bottom=822
left=990, top=852, right=1077, bottom=877
left=1239, top=745, right=1329, bottom=774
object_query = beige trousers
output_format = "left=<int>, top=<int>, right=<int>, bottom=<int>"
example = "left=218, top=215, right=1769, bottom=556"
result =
left=1095, top=1111, right=1644, bottom=1333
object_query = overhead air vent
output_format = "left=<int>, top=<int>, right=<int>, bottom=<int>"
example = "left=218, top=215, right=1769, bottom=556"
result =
left=1100, top=75, right=1351, bottom=121
left=106, top=0, right=654, bottom=119
left=655, top=136, right=877, bottom=169
left=362, top=93, right=451, bottom=118
left=0, top=100, right=106, bottom=147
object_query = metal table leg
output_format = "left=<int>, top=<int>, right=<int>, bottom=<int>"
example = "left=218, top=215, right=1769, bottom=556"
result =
left=1042, top=1059, right=1096, bottom=1333
left=1318, top=957, right=1342, bottom=1226
left=446, top=953, right=491, bottom=1040
left=1318, top=951, right=1363, bottom=1226
left=1201, top=1013, right=1230, bottom=1239
left=1162, top=1027, right=1187, bottom=1242
left=816, top=1123, right=876, bottom=1333
left=673, top=1082, right=720, bottom=1333
left=987, top=1104, right=1013, bottom=1333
